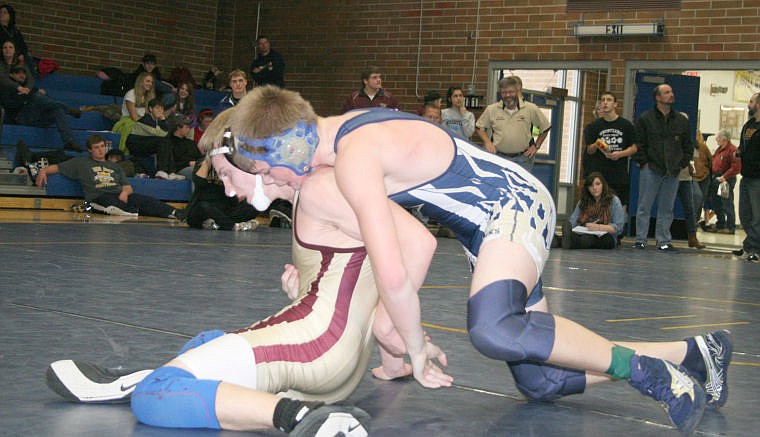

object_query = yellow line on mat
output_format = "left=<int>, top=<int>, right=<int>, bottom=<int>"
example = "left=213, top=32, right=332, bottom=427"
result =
left=607, top=315, right=696, bottom=322
left=660, top=321, right=750, bottom=330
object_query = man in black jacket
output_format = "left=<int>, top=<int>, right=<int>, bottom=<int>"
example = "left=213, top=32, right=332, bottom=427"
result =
left=734, top=92, right=760, bottom=262
left=632, top=83, right=693, bottom=252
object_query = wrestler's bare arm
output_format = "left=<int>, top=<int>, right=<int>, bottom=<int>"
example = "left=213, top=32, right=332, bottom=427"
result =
left=333, top=141, right=452, bottom=389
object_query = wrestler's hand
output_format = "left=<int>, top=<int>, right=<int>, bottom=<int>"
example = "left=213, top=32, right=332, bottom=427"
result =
left=410, top=340, right=453, bottom=388
left=280, top=263, right=300, bottom=300
left=485, top=141, right=497, bottom=154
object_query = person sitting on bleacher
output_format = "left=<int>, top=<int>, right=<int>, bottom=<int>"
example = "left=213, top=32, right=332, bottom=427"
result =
left=121, top=72, right=156, bottom=122
left=165, top=114, right=202, bottom=181
left=1, top=39, right=29, bottom=88
left=125, top=98, right=182, bottom=180
left=35, top=134, right=185, bottom=219
left=0, top=65, right=83, bottom=151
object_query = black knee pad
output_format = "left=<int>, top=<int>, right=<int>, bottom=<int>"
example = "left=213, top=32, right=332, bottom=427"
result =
left=508, top=360, right=586, bottom=401
left=467, top=279, right=555, bottom=362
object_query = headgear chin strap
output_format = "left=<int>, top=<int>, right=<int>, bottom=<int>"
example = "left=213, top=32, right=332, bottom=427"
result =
left=251, top=174, right=272, bottom=211
left=235, top=120, right=319, bottom=175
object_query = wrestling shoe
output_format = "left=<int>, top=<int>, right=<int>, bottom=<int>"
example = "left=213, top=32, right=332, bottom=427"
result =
left=629, top=355, right=705, bottom=434
left=46, top=360, right=153, bottom=403
left=691, top=330, right=732, bottom=409
left=290, top=404, right=371, bottom=437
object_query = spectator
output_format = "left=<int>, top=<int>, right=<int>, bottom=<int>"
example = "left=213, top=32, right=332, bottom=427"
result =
left=693, top=131, right=713, bottom=233
left=122, top=72, right=156, bottom=121
left=216, top=69, right=248, bottom=114
left=163, top=113, right=202, bottom=181
left=421, top=103, right=441, bottom=124
left=632, top=84, right=693, bottom=252
left=475, top=75, right=551, bottom=172
left=201, top=65, right=223, bottom=91
left=733, top=92, right=760, bottom=262
left=105, top=148, right=135, bottom=177
left=676, top=151, right=705, bottom=249
left=0, top=4, right=30, bottom=62
left=125, top=98, right=178, bottom=179
left=706, top=129, right=741, bottom=235
left=0, top=65, right=83, bottom=151
left=249, top=35, right=285, bottom=88
left=416, top=90, right=442, bottom=116
left=441, top=86, right=475, bottom=140
left=193, top=109, right=214, bottom=148
left=174, top=81, right=196, bottom=117
left=341, top=65, right=399, bottom=113
left=582, top=91, right=638, bottom=209
left=130, top=53, right=174, bottom=97
left=184, top=158, right=260, bottom=231
left=559, top=172, right=624, bottom=250
left=0, top=39, right=28, bottom=88
left=35, top=135, right=185, bottom=219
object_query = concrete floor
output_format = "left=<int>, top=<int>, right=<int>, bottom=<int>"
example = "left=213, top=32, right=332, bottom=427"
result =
left=1, top=210, right=758, bottom=436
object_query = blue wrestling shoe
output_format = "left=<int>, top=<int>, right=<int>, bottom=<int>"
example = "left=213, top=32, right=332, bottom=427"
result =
left=290, top=404, right=371, bottom=437
left=629, top=355, right=705, bottom=434
left=693, top=330, right=732, bottom=409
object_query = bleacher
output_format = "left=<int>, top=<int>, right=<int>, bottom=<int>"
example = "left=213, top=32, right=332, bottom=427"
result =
left=1, top=73, right=226, bottom=204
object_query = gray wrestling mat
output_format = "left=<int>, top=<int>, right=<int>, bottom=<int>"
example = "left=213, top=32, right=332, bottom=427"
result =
left=1, top=216, right=758, bottom=436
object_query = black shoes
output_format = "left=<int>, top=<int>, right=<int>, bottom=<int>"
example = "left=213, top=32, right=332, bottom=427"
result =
left=632, top=242, right=646, bottom=250
left=67, top=107, right=82, bottom=118
left=731, top=249, right=744, bottom=257
left=657, top=243, right=679, bottom=253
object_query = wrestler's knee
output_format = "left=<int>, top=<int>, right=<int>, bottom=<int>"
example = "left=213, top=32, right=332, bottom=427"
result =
left=509, top=361, right=586, bottom=401
left=131, top=366, right=221, bottom=429
left=467, top=279, right=555, bottom=362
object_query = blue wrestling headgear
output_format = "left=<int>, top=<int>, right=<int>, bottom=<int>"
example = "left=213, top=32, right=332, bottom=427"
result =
left=226, top=120, right=319, bottom=175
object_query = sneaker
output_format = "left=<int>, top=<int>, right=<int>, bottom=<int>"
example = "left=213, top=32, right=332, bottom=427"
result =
left=91, top=202, right=138, bottom=217
left=748, top=253, right=759, bottom=262
left=154, top=170, right=170, bottom=180
left=731, top=249, right=745, bottom=257
left=233, top=219, right=259, bottom=232
left=632, top=242, right=646, bottom=250
left=46, top=360, right=153, bottom=403
left=168, top=172, right=186, bottom=181
left=202, top=218, right=219, bottom=230
left=71, top=201, right=93, bottom=213
left=693, top=330, right=733, bottom=409
left=170, top=208, right=188, bottom=221
left=290, top=404, right=371, bottom=437
left=657, top=243, right=679, bottom=253
left=628, top=355, right=705, bottom=434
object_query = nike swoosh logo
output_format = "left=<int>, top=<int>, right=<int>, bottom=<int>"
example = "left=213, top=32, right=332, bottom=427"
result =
left=120, top=382, right=138, bottom=392
left=348, top=423, right=363, bottom=432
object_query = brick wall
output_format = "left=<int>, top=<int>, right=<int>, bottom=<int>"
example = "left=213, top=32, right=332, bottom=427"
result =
left=11, top=0, right=220, bottom=86
left=11, top=1, right=760, bottom=116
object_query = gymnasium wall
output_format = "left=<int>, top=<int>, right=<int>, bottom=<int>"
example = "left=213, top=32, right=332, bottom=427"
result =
left=11, top=1, right=759, bottom=116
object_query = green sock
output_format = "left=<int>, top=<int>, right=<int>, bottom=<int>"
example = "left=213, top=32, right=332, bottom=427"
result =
left=606, top=345, right=636, bottom=380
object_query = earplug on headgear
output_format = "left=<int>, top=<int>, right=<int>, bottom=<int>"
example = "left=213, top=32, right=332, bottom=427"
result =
left=236, top=120, right=319, bottom=175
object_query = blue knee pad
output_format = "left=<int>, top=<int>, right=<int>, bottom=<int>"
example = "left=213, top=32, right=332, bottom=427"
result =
left=177, top=330, right=225, bottom=355
left=131, top=366, right=221, bottom=429
left=508, top=360, right=586, bottom=401
left=467, top=279, right=556, bottom=362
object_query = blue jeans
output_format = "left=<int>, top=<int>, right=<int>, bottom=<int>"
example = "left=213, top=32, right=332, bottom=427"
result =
left=739, top=177, right=760, bottom=253
left=635, top=167, right=680, bottom=245
left=14, top=93, right=76, bottom=145
left=497, top=151, right=534, bottom=172
left=708, top=177, right=737, bottom=231
left=677, top=180, right=702, bottom=234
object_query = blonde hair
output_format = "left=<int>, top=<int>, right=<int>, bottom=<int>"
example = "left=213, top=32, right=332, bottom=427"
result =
left=133, top=72, right=156, bottom=108
left=229, top=85, right=317, bottom=151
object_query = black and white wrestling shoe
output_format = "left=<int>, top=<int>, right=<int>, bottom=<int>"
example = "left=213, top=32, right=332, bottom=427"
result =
left=46, top=360, right=153, bottom=403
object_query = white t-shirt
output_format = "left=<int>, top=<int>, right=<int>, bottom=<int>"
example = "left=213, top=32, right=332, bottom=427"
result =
left=121, top=89, right=146, bottom=118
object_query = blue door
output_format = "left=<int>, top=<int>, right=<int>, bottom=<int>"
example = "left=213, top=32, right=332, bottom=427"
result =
left=628, top=72, right=700, bottom=234
left=522, top=91, right=562, bottom=196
